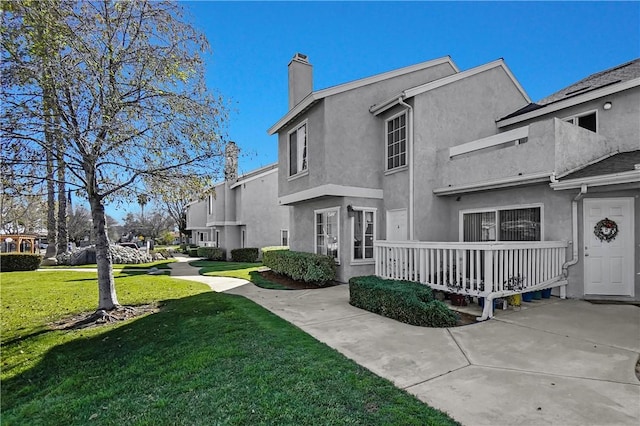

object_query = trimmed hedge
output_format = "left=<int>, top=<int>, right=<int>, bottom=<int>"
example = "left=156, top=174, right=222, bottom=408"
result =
left=231, top=248, right=259, bottom=263
left=197, top=247, right=226, bottom=261
left=1, top=253, right=43, bottom=272
left=349, top=276, right=459, bottom=328
left=188, top=248, right=199, bottom=257
left=263, top=250, right=336, bottom=285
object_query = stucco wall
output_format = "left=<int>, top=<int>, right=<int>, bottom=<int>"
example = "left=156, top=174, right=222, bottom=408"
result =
left=236, top=170, right=290, bottom=249
left=288, top=196, right=382, bottom=282
left=277, top=62, right=458, bottom=199
left=442, top=184, right=639, bottom=300
left=410, top=65, right=530, bottom=241
left=501, top=86, right=640, bottom=154
left=186, top=199, right=207, bottom=230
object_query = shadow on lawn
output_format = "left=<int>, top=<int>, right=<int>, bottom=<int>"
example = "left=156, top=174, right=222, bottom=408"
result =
left=1, top=291, right=461, bottom=426
left=1, top=292, right=240, bottom=420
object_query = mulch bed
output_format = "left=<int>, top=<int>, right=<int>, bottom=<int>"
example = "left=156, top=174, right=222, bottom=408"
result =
left=258, top=270, right=339, bottom=290
left=50, top=304, right=159, bottom=330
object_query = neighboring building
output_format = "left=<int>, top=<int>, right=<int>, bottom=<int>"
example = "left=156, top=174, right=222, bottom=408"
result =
left=269, top=54, right=639, bottom=309
left=185, top=142, right=290, bottom=258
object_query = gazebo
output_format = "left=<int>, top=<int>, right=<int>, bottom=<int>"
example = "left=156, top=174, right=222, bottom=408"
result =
left=1, top=234, right=37, bottom=254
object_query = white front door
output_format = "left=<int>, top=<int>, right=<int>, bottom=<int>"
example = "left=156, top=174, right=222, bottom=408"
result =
left=583, top=198, right=634, bottom=297
left=386, top=209, right=408, bottom=241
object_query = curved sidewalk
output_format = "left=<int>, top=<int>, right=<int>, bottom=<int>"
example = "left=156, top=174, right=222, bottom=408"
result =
left=170, top=256, right=639, bottom=425
left=168, top=255, right=249, bottom=293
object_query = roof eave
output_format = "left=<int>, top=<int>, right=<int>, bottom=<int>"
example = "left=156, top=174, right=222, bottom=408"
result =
left=550, top=170, right=640, bottom=190
left=370, top=59, right=531, bottom=116
left=498, top=78, right=640, bottom=128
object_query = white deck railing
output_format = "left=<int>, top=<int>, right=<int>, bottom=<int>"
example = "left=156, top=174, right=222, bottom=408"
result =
left=374, top=240, right=569, bottom=320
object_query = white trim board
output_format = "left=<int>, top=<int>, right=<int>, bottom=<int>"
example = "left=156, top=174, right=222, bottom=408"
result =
left=279, top=184, right=383, bottom=205
left=550, top=170, right=640, bottom=190
left=433, top=171, right=552, bottom=196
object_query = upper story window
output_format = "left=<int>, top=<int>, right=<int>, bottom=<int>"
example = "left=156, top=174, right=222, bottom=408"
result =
left=208, top=194, right=214, bottom=215
left=315, top=207, right=339, bottom=262
left=563, top=110, right=597, bottom=133
left=288, top=121, right=308, bottom=177
left=461, top=205, right=542, bottom=242
left=386, top=112, right=407, bottom=171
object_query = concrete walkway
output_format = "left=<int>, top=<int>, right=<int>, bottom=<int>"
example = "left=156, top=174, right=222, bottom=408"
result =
left=172, top=256, right=640, bottom=425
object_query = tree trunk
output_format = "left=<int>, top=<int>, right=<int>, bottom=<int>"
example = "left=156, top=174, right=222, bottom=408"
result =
left=89, top=196, right=119, bottom=310
left=43, top=78, right=57, bottom=259
left=56, top=130, right=68, bottom=254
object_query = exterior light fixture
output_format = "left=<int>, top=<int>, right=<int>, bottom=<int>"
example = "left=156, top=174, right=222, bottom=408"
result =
left=603, top=102, right=612, bottom=110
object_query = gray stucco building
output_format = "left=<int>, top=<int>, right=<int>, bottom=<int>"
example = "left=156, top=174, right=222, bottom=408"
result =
left=269, top=54, right=639, bottom=309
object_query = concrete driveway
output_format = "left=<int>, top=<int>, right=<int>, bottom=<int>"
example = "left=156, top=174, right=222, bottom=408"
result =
left=224, top=283, right=640, bottom=426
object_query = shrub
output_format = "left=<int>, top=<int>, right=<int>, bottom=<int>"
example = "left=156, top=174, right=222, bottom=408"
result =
left=261, top=246, right=289, bottom=254
left=196, top=247, right=226, bottom=261
left=1, top=253, right=43, bottom=272
left=188, top=248, right=199, bottom=257
left=263, top=250, right=336, bottom=285
left=231, top=248, right=259, bottom=263
left=349, top=276, right=459, bottom=328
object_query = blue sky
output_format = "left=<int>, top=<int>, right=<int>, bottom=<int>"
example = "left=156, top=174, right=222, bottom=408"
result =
left=108, top=1, right=639, bottom=221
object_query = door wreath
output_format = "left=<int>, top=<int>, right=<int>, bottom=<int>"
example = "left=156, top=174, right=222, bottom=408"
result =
left=593, top=218, right=618, bottom=243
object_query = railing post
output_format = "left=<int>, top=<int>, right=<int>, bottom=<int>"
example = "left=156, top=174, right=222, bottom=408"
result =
left=484, top=249, right=494, bottom=294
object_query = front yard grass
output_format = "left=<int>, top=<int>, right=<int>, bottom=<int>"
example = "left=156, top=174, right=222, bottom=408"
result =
left=191, top=260, right=289, bottom=289
left=1, top=270, right=460, bottom=425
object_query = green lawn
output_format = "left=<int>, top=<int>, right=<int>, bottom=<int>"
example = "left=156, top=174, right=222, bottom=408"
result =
left=1, top=270, right=460, bottom=425
left=191, top=260, right=290, bottom=290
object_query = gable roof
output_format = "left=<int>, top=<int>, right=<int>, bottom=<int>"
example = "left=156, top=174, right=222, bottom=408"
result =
left=267, top=56, right=458, bottom=135
left=498, top=58, right=640, bottom=126
left=370, top=59, right=530, bottom=116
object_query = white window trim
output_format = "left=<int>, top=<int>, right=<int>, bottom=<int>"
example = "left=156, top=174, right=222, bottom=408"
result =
left=384, top=110, right=408, bottom=172
left=280, top=229, right=289, bottom=246
left=314, top=206, right=340, bottom=264
left=458, top=203, right=544, bottom=242
left=562, top=109, right=598, bottom=133
left=350, top=207, right=377, bottom=265
left=287, top=120, right=309, bottom=178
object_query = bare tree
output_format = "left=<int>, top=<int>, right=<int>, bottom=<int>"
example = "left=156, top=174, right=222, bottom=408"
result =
left=2, top=1, right=227, bottom=314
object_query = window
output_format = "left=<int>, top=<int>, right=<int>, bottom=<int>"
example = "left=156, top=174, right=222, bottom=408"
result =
left=315, top=208, right=339, bottom=261
left=214, top=230, right=220, bottom=248
left=564, top=111, right=597, bottom=132
left=288, top=121, right=308, bottom=176
left=241, top=228, right=246, bottom=248
left=208, top=195, right=214, bottom=215
left=462, top=206, right=542, bottom=242
left=386, top=112, right=407, bottom=170
left=280, top=229, right=289, bottom=246
left=352, top=208, right=376, bottom=262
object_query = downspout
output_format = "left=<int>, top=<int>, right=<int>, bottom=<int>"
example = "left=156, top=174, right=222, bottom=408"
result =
left=561, top=184, right=587, bottom=296
left=398, top=96, right=414, bottom=240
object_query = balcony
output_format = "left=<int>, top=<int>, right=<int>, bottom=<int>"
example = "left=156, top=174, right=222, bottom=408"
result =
left=435, top=119, right=611, bottom=195
left=374, top=240, right=569, bottom=320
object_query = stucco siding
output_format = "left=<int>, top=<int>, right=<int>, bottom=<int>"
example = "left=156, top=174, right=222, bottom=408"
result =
left=236, top=170, right=290, bottom=249
left=278, top=62, right=458, bottom=200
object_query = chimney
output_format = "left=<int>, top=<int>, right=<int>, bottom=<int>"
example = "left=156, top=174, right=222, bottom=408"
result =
left=288, top=53, right=313, bottom=109
left=224, top=141, right=239, bottom=182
